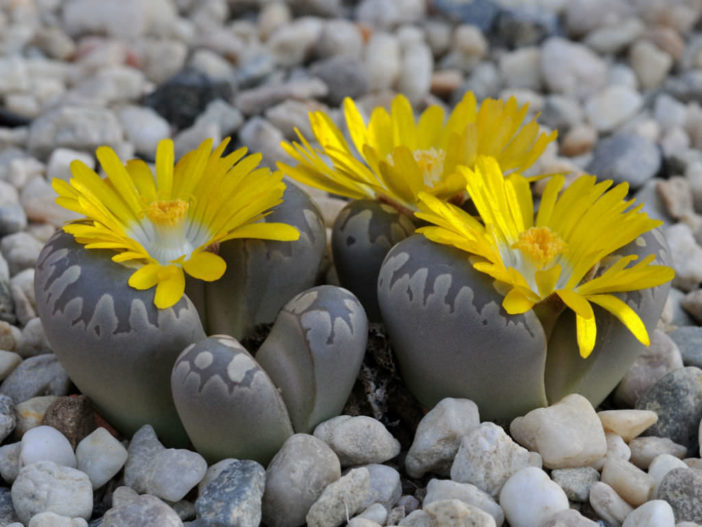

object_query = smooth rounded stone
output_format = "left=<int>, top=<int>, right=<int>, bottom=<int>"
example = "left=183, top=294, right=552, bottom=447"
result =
left=266, top=17, right=322, bottom=67
left=11, top=461, right=92, bottom=523
left=1, top=232, right=44, bottom=276
left=424, top=499, right=496, bottom=527
left=540, top=37, right=607, bottom=99
left=622, top=500, right=675, bottom=527
left=495, top=6, right=560, bottom=48
left=561, top=124, right=597, bottom=157
left=259, top=2, right=291, bottom=39
left=0, top=203, right=27, bottom=237
left=306, top=468, right=370, bottom=527
left=432, top=0, right=499, bottom=32
left=16, top=318, right=51, bottom=358
left=134, top=37, right=188, bottom=85
left=405, top=398, right=480, bottom=479
left=397, top=42, right=433, bottom=104
left=28, top=511, right=88, bottom=527
left=21, top=177, right=81, bottom=228
left=117, top=106, right=171, bottom=158
left=364, top=32, right=401, bottom=91
left=313, top=416, right=400, bottom=467
left=0, top=442, right=20, bottom=483
left=0, top=393, right=15, bottom=442
left=0, top=320, right=18, bottom=350
left=629, top=438, right=687, bottom=470
left=598, top=410, right=658, bottom=443
left=193, top=99, right=243, bottom=137
left=0, top=283, right=14, bottom=326
left=41, top=395, right=95, bottom=450
left=262, top=434, right=341, bottom=527
left=423, top=479, right=504, bottom=526
left=15, top=396, right=61, bottom=438
left=0, top=354, right=70, bottom=404
left=310, top=55, right=369, bottom=107
left=102, top=493, right=182, bottom=527
left=655, top=467, right=702, bottom=523
left=123, top=425, right=164, bottom=493
left=589, top=481, right=634, bottom=526
left=658, top=176, right=695, bottom=222
left=551, top=467, right=600, bottom=502
left=666, top=224, right=702, bottom=292
left=636, top=367, right=702, bottom=455
left=630, top=40, right=673, bottom=91
left=76, top=428, right=128, bottom=490
left=238, top=117, right=285, bottom=168
left=399, top=509, right=430, bottom=527
left=356, top=503, right=388, bottom=525
left=668, top=327, right=702, bottom=368
left=583, top=17, right=644, bottom=54
left=584, top=85, right=643, bottom=133
left=173, top=121, right=221, bottom=159
left=585, top=133, right=661, bottom=190
left=142, top=449, right=207, bottom=502
left=450, top=422, right=542, bottom=498
left=592, top=434, right=632, bottom=472
left=682, top=288, right=702, bottom=325
left=541, top=508, right=599, bottom=527
left=195, top=459, right=265, bottom=527
left=27, top=105, right=123, bottom=160
left=614, top=330, right=684, bottom=407
left=655, top=94, right=688, bottom=132
left=10, top=269, right=36, bottom=327
left=20, top=426, right=76, bottom=469
left=316, top=19, right=363, bottom=59
left=600, top=457, right=653, bottom=507
left=359, top=464, right=401, bottom=511
left=649, top=454, right=690, bottom=494
left=510, top=394, right=606, bottom=469
left=499, top=467, right=568, bottom=527
left=348, top=519, right=381, bottom=527
left=498, top=47, right=542, bottom=91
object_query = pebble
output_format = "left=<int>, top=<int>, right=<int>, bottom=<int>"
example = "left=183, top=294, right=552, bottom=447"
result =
left=1, top=232, right=44, bottom=276
left=424, top=499, right=496, bottom=527
left=655, top=467, right=702, bottom=523
left=364, top=32, right=401, bottom=92
left=234, top=78, right=328, bottom=116
left=348, top=519, right=382, bottom=527
left=135, top=38, right=188, bottom=85
left=41, top=395, right=95, bottom=450
left=28, top=512, right=88, bottom=527
left=423, top=479, right=504, bottom=526
left=540, top=37, right=607, bottom=99
left=588, top=481, right=634, bottom=526
left=598, top=410, right=658, bottom=442
left=621, top=499, right=675, bottom=527
left=0, top=442, right=20, bottom=483
left=361, top=464, right=402, bottom=511
left=316, top=20, right=362, bottom=59
left=101, top=491, right=182, bottom=527
left=541, top=508, right=599, bottom=527
left=499, top=467, right=569, bottom=527
left=0, top=394, right=15, bottom=442
left=630, top=40, right=673, bottom=90
left=399, top=509, right=430, bottom=527
left=0, top=354, right=70, bottom=404
left=313, top=416, right=400, bottom=467
left=592, top=433, right=632, bottom=472
left=20, top=425, right=76, bottom=469
left=636, top=366, right=702, bottom=455
left=195, top=459, right=265, bottom=527
left=0, top=203, right=27, bottom=237
left=666, top=224, right=702, bottom=291
left=669, top=326, right=702, bottom=368
left=561, top=124, right=597, bottom=157
left=585, top=85, right=643, bottom=133
left=450, top=422, right=542, bottom=498
left=510, top=394, right=606, bottom=469
left=194, top=99, right=244, bottom=137
left=550, top=467, right=600, bottom=502
left=614, top=330, right=684, bottom=406
left=499, top=47, right=542, bottom=91
left=629, top=437, right=688, bottom=469
left=356, top=503, right=388, bottom=525
left=306, top=467, right=370, bottom=527
left=311, top=55, right=370, bottom=106
left=16, top=318, right=51, bottom=358
left=9, top=271, right=34, bottom=328
left=432, top=0, right=500, bottom=32
left=11, top=460, right=93, bottom=524
left=600, top=456, right=654, bottom=507
left=173, top=121, right=220, bottom=160
left=495, top=6, right=560, bottom=48
left=123, top=425, right=164, bottom=493
left=15, top=396, right=61, bottom=438
left=583, top=17, right=644, bottom=54
left=117, top=106, right=172, bottom=159
left=262, top=434, right=340, bottom=527
left=397, top=43, right=433, bottom=104
left=649, top=454, right=690, bottom=493
left=267, top=17, right=322, bottom=67
left=405, top=398, right=480, bottom=479
left=585, top=133, right=661, bottom=190
left=143, top=448, right=207, bottom=503
left=75, top=427, right=128, bottom=490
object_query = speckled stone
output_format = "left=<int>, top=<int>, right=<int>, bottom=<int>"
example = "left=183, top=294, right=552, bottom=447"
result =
left=655, top=467, right=702, bottom=523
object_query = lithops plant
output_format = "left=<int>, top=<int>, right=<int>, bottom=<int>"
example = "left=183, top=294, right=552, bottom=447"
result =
left=279, top=92, right=557, bottom=319
left=36, top=137, right=303, bottom=443
left=172, top=285, right=367, bottom=462
left=378, top=157, right=674, bottom=420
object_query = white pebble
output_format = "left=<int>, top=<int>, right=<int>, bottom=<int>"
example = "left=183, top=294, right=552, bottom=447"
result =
left=76, top=427, right=128, bottom=490
left=499, top=467, right=569, bottom=527
left=622, top=500, right=675, bottom=527
left=20, top=426, right=76, bottom=469
left=585, top=85, right=643, bottom=132
left=648, top=454, right=689, bottom=494
left=600, top=457, right=653, bottom=507
left=589, top=481, right=633, bottom=526
left=424, top=499, right=496, bottom=527
left=28, top=511, right=89, bottom=527
left=598, top=410, right=658, bottom=443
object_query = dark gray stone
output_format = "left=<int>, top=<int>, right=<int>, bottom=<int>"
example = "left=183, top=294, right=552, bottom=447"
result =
left=668, top=326, right=702, bottom=368
left=0, top=280, right=15, bottom=324
left=495, top=6, right=561, bottom=48
left=0, top=486, right=19, bottom=524
left=0, top=354, right=70, bottom=404
left=433, top=0, right=499, bottom=32
left=310, top=56, right=369, bottom=107
left=655, top=467, right=702, bottom=522
left=0, top=395, right=15, bottom=442
left=0, top=204, right=27, bottom=237
left=195, top=459, right=265, bottom=527
left=586, top=133, right=662, bottom=190
left=664, top=71, right=702, bottom=103
left=636, top=366, right=702, bottom=456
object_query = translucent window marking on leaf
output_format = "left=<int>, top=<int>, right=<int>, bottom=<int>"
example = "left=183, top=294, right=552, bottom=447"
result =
left=415, top=156, right=675, bottom=359
left=53, top=138, right=300, bottom=310
left=278, top=92, right=558, bottom=212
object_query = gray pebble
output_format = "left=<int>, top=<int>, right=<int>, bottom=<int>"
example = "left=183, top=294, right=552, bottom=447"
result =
left=629, top=437, right=688, bottom=469
left=10, top=268, right=36, bottom=327
left=238, top=117, right=286, bottom=169
left=16, top=318, right=51, bottom=358
left=668, top=326, right=702, bottom=368
left=0, top=354, right=70, bottom=404
left=310, top=55, right=369, bottom=106
left=123, top=425, right=165, bottom=493
left=0, top=204, right=26, bottom=237
left=195, top=459, right=265, bottom=527
left=306, top=468, right=370, bottom=527
left=0, top=394, right=15, bottom=443
left=586, top=133, right=661, bottom=190
left=0, top=486, right=19, bottom=525
left=423, top=479, right=504, bottom=526
left=143, top=449, right=207, bottom=503
left=313, top=416, right=401, bottom=467
left=550, top=467, right=600, bottom=502
left=495, top=6, right=560, bottom=48
left=194, top=99, right=243, bottom=137
left=0, top=280, right=15, bottom=325
left=655, top=467, right=702, bottom=523
left=102, top=493, right=183, bottom=527
left=360, top=464, right=402, bottom=511
left=0, top=443, right=20, bottom=483
left=636, top=367, right=702, bottom=456
left=0, top=232, right=44, bottom=277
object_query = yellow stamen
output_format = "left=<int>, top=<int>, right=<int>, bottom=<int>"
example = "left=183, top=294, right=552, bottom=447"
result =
left=413, top=148, right=446, bottom=186
left=513, top=226, right=566, bottom=269
left=144, top=199, right=189, bottom=227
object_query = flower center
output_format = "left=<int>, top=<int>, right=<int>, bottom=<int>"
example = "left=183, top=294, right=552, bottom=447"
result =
left=512, top=226, right=566, bottom=269
left=413, top=148, right=446, bottom=186
left=144, top=199, right=189, bottom=226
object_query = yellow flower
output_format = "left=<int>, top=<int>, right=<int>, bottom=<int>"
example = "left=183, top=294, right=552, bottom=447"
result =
left=278, top=92, right=557, bottom=212
left=53, top=138, right=300, bottom=309
left=415, top=156, right=675, bottom=358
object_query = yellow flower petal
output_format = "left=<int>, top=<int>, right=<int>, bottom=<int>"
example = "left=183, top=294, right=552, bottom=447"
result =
left=556, top=289, right=594, bottom=320
left=154, top=265, right=185, bottom=309
left=587, top=293, right=650, bottom=346
left=128, top=264, right=161, bottom=290
left=182, top=251, right=227, bottom=282
left=503, top=288, right=537, bottom=315
left=576, top=312, right=597, bottom=358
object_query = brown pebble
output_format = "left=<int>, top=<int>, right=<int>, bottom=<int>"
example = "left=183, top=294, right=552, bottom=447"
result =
left=648, top=27, right=685, bottom=60
left=561, top=124, right=597, bottom=157
left=430, top=69, right=463, bottom=98
left=41, top=395, right=97, bottom=448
